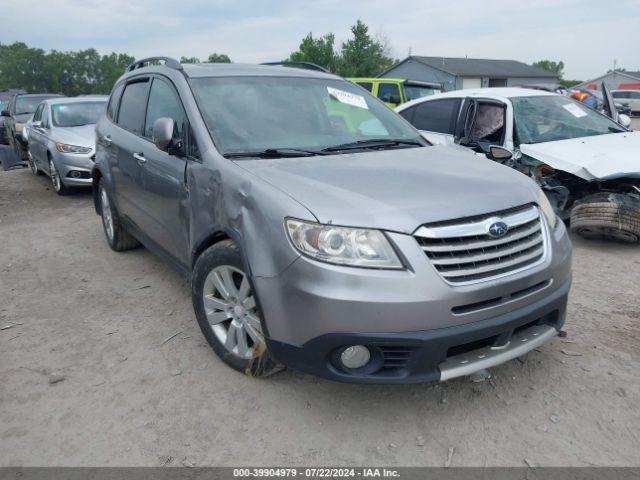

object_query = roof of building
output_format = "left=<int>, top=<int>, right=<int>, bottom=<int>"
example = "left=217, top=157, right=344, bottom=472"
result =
left=392, top=56, right=558, bottom=79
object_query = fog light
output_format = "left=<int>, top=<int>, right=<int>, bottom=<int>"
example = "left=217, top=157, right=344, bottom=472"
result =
left=340, top=345, right=370, bottom=369
left=70, top=171, right=81, bottom=178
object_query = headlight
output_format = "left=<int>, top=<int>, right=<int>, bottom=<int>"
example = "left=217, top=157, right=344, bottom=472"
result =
left=537, top=190, right=557, bottom=229
left=15, top=123, right=24, bottom=133
left=55, top=143, right=92, bottom=154
left=285, top=219, right=403, bottom=269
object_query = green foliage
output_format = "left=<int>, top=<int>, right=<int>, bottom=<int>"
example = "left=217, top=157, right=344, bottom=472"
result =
left=0, top=42, right=133, bottom=95
left=532, top=59, right=565, bottom=78
left=289, top=33, right=338, bottom=72
left=288, top=20, right=396, bottom=77
left=207, top=53, right=232, bottom=63
left=180, top=56, right=201, bottom=64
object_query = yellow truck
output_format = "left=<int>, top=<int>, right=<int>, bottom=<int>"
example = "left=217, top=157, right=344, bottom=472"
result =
left=348, top=78, right=442, bottom=108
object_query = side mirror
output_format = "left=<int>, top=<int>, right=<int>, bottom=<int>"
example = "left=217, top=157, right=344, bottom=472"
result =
left=152, top=117, right=176, bottom=151
left=1, top=110, right=10, bottom=117
left=618, top=114, right=631, bottom=129
left=388, top=94, right=401, bottom=104
left=487, top=145, right=513, bottom=160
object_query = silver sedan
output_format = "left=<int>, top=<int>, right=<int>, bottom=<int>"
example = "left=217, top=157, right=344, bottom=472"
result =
left=27, top=96, right=108, bottom=195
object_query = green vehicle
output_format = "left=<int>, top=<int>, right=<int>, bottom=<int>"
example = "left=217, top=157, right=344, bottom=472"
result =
left=348, top=78, right=442, bottom=108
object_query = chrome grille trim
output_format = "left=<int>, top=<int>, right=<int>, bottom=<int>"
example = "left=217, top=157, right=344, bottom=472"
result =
left=414, top=205, right=549, bottom=285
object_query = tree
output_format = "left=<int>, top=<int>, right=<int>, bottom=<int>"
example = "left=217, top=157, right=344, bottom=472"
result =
left=287, top=20, right=396, bottom=77
left=0, top=42, right=133, bottom=95
left=532, top=60, right=565, bottom=78
left=338, top=20, right=396, bottom=77
left=288, top=33, right=338, bottom=72
left=207, top=53, right=231, bottom=63
left=180, top=56, right=200, bottom=64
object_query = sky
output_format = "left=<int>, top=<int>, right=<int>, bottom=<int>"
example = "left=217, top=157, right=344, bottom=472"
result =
left=1, top=0, right=639, bottom=80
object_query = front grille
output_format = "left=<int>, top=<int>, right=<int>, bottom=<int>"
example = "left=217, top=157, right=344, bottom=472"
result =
left=379, top=346, right=412, bottom=369
left=414, top=204, right=546, bottom=284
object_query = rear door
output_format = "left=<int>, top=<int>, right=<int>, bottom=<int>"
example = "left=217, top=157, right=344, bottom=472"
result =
left=109, top=77, right=151, bottom=224
left=135, top=76, right=191, bottom=265
left=397, top=97, right=462, bottom=146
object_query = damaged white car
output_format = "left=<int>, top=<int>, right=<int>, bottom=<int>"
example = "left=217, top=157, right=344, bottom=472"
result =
left=396, top=87, right=640, bottom=242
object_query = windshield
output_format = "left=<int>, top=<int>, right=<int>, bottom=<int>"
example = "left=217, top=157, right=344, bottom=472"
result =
left=51, top=101, right=106, bottom=127
left=512, top=95, right=625, bottom=144
left=404, top=85, right=441, bottom=101
left=0, top=102, right=7, bottom=111
left=189, top=76, right=422, bottom=155
left=15, top=96, right=55, bottom=115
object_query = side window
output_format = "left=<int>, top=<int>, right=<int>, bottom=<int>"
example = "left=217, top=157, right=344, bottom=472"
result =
left=41, top=106, right=51, bottom=128
left=472, top=102, right=506, bottom=144
left=398, top=105, right=416, bottom=123
left=107, top=82, right=125, bottom=121
left=356, top=82, right=373, bottom=92
left=631, top=92, right=640, bottom=99
left=144, top=78, right=187, bottom=140
left=377, top=83, right=400, bottom=103
left=32, top=104, right=44, bottom=122
left=117, top=80, right=150, bottom=135
left=613, top=91, right=628, bottom=99
left=411, top=98, right=461, bottom=134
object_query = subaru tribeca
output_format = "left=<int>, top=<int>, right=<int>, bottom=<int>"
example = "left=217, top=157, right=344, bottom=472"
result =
left=92, top=57, right=572, bottom=383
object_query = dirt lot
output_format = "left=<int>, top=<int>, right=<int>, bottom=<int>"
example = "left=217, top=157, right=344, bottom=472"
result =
left=1, top=166, right=639, bottom=467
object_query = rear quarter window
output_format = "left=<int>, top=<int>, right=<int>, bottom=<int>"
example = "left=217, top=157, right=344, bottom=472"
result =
left=107, top=82, right=125, bottom=121
left=402, top=98, right=461, bottom=134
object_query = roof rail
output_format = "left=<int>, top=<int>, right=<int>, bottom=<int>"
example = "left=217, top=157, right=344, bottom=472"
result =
left=126, top=56, right=183, bottom=72
left=260, top=61, right=330, bottom=73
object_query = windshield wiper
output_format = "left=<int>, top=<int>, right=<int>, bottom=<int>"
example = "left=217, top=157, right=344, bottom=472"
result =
left=608, top=126, right=626, bottom=133
left=321, top=138, right=424, bottom=152
left=224, top=148, right=328, bottom=159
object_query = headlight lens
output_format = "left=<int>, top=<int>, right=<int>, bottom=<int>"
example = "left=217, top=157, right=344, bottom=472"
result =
left=55, top=143, right=92, bottom=154
left=537, top=190, right=557, bottom=229
left=285, top=219, right=403, bottom=269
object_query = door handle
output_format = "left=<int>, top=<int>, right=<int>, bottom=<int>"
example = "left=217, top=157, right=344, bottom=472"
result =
left=133, top=152, right=147, bottom=164
left=102, top=135, right=112, bottom=145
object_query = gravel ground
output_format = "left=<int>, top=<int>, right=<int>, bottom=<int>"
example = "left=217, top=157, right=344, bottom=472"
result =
left=1, top=166, right=639, bottom=467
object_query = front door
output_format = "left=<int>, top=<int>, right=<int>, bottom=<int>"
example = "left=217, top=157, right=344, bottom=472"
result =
left=136, top=76, right=190, bottom=266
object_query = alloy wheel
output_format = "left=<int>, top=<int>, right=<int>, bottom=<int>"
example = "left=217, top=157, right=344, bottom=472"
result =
left=100, top=187, right=115, bottom=242
left=49, top=159, right=61, bottom=192
left=202, top=265, right=265, bottom=359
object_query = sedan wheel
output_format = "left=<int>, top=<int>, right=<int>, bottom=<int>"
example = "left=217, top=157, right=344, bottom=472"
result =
left=203, top=265, right=265, bottom=360
left=28, top=153, right=39, bottom=175
left=49, top=159, right=66, bottom=194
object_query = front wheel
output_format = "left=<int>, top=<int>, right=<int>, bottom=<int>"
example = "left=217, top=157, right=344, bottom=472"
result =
left=49, top=158, right=69, bottom=195
left=570, top=193, right=640, bottom=243
left=28, top=152, right=40, bottom=175
left=192, top=240, right=282, bottom=377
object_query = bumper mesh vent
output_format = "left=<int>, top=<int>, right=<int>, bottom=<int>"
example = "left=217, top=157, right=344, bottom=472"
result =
left=414, top=204, right=546, bottom=284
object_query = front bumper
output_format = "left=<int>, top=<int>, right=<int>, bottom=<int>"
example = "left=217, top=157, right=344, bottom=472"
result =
left=52, top=151, right=94, bottom=186
left=267, top=278, right=568, bottom=383
left=255, top=219, right=572, bottom=384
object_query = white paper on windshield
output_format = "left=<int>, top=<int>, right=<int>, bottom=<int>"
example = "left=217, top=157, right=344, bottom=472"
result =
left=562, top=103, right=587, bottom=118
left=327, top=87, right=368, bottom=109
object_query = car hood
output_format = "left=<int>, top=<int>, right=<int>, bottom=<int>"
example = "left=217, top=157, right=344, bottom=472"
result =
left=234, top=146, right=541, bottom=233
left=520, top=131, right=640, bottom=181
left=52, top=124, right=97, bottom=148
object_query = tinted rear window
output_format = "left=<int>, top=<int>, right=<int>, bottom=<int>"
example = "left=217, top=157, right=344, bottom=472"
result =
left=107, top=83, right=125, bottom=121
left=117, top=81, right=149, bottom=134
left=404, top=98, right=461, bottom=134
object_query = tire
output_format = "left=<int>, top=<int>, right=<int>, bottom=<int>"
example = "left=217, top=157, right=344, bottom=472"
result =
left=49, top=158, right=69, bottom=195
left=570, top=194, right=640, bottom=243
left=191, top=240, right=282, bottom=377
left=98, top=178, right=140, bottom=251
left=27, top=152, right=41, bottom=175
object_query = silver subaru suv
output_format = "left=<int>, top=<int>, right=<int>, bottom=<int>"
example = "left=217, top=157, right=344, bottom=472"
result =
left=93, top=57, right=572, bottom=383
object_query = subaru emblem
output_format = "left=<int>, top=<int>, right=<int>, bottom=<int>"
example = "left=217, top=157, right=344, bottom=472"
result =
left=488, top=221, right=508, bottom=238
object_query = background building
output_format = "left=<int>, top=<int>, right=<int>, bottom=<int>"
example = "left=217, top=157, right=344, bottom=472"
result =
left=575, top=70, right=640, bottom=90
left=380, top=56, right=559, bottom=91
